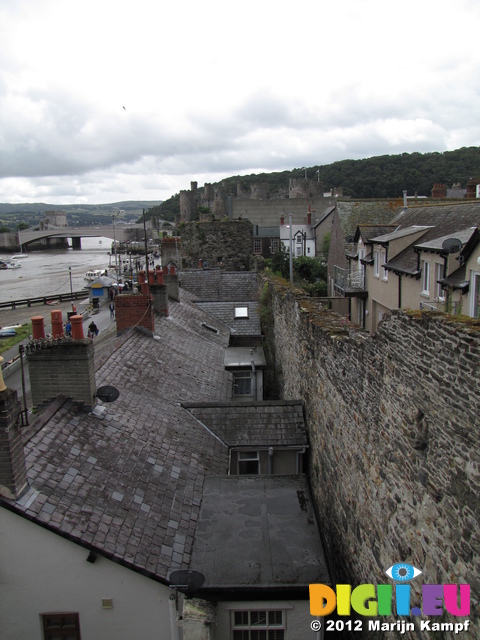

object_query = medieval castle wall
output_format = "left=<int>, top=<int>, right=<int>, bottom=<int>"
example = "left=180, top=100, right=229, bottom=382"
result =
left=267, top=279, right=479, bottom=638
left=178, top=178, right=335, bottom=225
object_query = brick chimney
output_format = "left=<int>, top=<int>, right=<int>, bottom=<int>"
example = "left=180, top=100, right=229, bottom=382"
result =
left=115, top=294, right=154, bottom=335
left=0, top=358, right=28, bottom=499
left=26, top=326, right=96, bottom=411
left=431, top=183, right=446, bottom=199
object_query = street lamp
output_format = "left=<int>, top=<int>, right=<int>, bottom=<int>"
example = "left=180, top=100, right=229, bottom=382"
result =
left=112, top=214, right=118, bottom=280
left=69, top=266, right=74, bottom=310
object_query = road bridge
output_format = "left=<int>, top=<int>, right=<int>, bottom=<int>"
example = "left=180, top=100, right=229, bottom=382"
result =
left=18, top=224, right=145, bottom=250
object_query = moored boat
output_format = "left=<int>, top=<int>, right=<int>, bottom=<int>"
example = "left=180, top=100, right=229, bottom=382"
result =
left=0, top=260, right=22, bottom=270
left=85, top=269, right=106, bottom=281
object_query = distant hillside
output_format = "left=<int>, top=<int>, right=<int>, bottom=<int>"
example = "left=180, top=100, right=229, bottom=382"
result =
left=151, top=146, right=480, bottom=222
left=0, top=201, right=162, bottom=232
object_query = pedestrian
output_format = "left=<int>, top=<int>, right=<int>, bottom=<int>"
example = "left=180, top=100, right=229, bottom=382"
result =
left=109, top=301, right=115, bottom=318
left=65, top=320, right=72, bottom=337
left=88, top=320, right=99, bottom=338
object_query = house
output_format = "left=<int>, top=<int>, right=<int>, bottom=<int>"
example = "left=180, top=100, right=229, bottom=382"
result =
left=253, top=225, right=280, bottom=258
left=224, top=347, right=266, bottom=401
left=335, top=224, right=396, bottom=326
left=0, top=275, right=330, bottom=639
left=343, top=202, right=480, bottom=332
left=183, top=400, right=308, bottom=475
left=179, top=269, right=262, bottom=348
left=279, top=212, right=316, bottom=258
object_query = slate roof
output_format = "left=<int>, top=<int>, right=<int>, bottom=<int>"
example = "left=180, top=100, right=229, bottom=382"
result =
left=254, top=226, right=280, bottom=238
left=2, top=289, right=234, bottom=583
left=378, top=202, right=480, bottom=275
left=183, top=401, right=307, bottom=447
left=413, top=227, right=476, bottom=252
left=370, top=225, right=432, bottom=244
left=191, top=475, right=330, bottom=593
left=313, top=205, right=336, bottom=228
left=179, top=269, right=259, bottom=302
left=280, top=224, right=315, bottom=240
left=195, top=301, right=261, bottom=337
left=354, top=224, right=398, bottom=244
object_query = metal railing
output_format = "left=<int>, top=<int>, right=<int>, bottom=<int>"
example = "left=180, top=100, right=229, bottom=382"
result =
left=333, top=266, right=365, bottom=294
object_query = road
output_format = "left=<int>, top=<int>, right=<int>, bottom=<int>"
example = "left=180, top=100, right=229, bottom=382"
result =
left=1, top=301, right=117, bottom=403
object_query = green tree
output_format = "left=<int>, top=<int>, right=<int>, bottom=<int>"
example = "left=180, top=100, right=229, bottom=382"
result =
left=268, top=243, right=290, bottom=279
left=293, top=256, right=326, bottom=283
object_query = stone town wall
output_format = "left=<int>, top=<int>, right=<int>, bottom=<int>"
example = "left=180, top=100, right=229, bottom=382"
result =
left=269, top=280, right=479, bottom=638
left=180, top=220, right=253, bottom=271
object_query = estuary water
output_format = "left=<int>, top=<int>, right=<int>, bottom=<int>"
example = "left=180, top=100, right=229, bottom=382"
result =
left=0, top=237, right=115, bottom=303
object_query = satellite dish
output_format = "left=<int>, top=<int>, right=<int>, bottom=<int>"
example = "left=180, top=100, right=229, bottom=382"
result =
left=96, top=385, right=120, bottom=402
left=442, top=238, right=462, bottom=254
left=169, top=569, right=205, bottom=594
left=345, top=235, right=354, bottom=243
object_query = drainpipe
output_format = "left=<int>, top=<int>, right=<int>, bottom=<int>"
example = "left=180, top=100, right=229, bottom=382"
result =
left=398, top=273, right=402, bottom=308
left=250, top=349, right=256, bottom=401
left=268, top=447, right=274, bottom=474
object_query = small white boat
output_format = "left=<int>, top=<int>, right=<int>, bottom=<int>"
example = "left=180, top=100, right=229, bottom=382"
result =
left=11, top=253, right=28, bottom=260
left=85, top=269, right=106, bottom=281
left=0, top=260, right=21, bottom=270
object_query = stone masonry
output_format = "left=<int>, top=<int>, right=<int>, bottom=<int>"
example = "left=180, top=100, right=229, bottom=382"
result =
left=267, top=278, right=479, bottom=639
left=179, top=220, right=253, bottom=271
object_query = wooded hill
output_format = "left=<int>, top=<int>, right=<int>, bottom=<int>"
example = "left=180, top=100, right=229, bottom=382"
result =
left=150, top=146, right=480, bottom=222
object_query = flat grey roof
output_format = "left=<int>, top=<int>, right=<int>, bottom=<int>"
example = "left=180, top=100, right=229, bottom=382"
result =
left=224, top=346, right=266, bottom=368
left=191, top=475, right=330, bottom=591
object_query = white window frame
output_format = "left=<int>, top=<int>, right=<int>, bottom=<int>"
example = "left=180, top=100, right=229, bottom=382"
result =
left=435, top=262, right=445, bottom=301
left=374, top=250, right=380, bottom=278
left=237, top=451, right=260, bottom=475
left=253, top=238, right=262, bottom=255
left=270, top=238, right=280, bottom=253
left=382, top=257, right=388, bottom=281
left=234, top=306, right=249, bottom=318
left=421, top=259, right=430, bottom=295
left=233, top=371, right=252, bottom=397
left=232, top=609, right=285, bottom=639
left=472, top=272, right=480, bottom=318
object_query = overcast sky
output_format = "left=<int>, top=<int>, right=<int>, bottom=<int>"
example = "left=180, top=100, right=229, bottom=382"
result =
left=1, top=0, right=479, bottom=205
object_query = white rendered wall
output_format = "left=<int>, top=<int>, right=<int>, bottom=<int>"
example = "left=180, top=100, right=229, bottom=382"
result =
left=0, top=508, right=174, bottom=640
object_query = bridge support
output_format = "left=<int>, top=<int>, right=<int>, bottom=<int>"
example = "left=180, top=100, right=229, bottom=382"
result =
left=71, top=237, right=82, bottom=250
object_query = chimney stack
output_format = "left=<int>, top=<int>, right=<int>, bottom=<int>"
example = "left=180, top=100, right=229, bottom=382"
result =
left=0, top=358, right=28, bottom=500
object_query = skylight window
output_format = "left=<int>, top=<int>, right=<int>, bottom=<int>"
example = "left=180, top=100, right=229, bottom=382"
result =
left=234, top=306, right=249, bottom=318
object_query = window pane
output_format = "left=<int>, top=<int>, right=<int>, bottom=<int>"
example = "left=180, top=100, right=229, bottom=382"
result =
left=268, top=611, right=283, bottom=626
left=251, top=611, right=267, bottom=626
left=238, top=459, right=259, bottom=474
left=251, top=632, right=267, bottom=640
left=233, top=374, right=251, bottom=395
left=234, top=612, right=249, bottom=626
